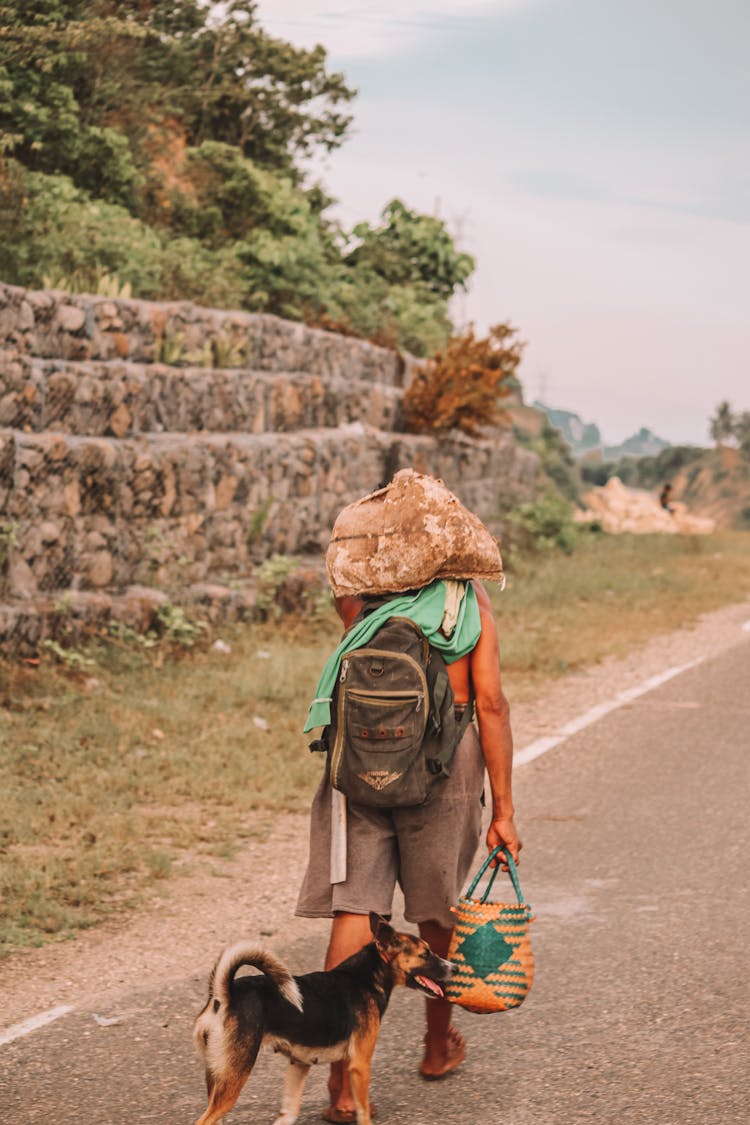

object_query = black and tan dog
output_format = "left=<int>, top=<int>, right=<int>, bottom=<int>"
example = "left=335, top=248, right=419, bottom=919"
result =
left=193, top=912, right=455, bottom=1125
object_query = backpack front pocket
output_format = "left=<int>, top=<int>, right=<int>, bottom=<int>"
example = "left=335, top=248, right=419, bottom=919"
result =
left=332, top=688, right=429, bottom=806
left=345, top=690, right=424, bottom=747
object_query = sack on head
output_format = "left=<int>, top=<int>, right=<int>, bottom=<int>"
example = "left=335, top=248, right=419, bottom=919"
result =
left=326, top=469, right=503, bottom=598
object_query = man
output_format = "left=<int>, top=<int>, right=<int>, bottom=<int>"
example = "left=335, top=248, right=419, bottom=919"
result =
left=659, top=482, right=675, bottom=514
left=296, top=577, right=520, bottom=1123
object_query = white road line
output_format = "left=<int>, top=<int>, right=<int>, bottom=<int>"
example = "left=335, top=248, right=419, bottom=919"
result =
left=0, top=1004, right=74, bottom=1047
left=515, top=658, right=705, bottom=768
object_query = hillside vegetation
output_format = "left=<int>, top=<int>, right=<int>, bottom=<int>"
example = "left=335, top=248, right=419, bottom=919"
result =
left=0, top=1, right=473, bottom=356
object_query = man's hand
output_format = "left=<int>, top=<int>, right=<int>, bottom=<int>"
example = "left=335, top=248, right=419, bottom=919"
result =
left=487, top=815, right=522, bottom=870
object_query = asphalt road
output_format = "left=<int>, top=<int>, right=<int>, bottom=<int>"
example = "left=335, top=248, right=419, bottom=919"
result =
left=2, top=640, right=749, bottom=1124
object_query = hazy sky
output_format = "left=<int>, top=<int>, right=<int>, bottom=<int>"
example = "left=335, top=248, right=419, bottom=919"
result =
left=256, top=0, right=749, bottom=446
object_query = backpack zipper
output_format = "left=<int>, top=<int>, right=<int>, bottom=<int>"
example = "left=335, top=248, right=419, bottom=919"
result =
left=347, top=688, right=423, bottom=710
left=329, top=671, right=348, bottom=790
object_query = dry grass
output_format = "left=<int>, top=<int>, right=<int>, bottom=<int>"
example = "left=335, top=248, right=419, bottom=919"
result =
left=494, top=530, right=750, bottom=697
left=1, top=530, right=749, bottom=954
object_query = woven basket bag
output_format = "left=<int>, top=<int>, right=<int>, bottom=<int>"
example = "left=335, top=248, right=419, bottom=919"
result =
left=446, top=846, right=534, bottom=1014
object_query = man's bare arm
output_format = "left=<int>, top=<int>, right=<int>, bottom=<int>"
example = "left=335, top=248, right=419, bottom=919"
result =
left=470, top=581, right=521, bottom=864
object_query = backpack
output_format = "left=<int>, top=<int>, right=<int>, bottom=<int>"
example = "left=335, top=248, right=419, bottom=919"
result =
left=311, top=611, right=474, bottom=808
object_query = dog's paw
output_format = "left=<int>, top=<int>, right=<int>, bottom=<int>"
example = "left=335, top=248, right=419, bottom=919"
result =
left=271, top=1114, right=298, bottom=1125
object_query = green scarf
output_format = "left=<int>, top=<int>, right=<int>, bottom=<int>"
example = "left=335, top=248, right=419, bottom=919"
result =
left=304, top=580, right=480, bottom=732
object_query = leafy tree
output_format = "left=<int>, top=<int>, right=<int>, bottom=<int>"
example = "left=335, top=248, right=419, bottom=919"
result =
left=734, top=411, right=750, bottom=457
left=580, top=446, right=706, bottom=491
left=402, top=323, right=523, bottom=436
left=709, top=400, right=735, bottom=446
left=0, top=0, right=355, bottom=195
left=0, top=2, right=478, bottom=355
left=343, top=199, right=474, bottom=301
left=0, top=165, right=247, bottom=306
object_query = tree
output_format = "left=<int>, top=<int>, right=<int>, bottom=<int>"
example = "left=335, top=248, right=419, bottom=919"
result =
left=0, top=0, right=356, bottom=198
left=733, top=411, right=750, bottom=457
left=709, top=401, right=735, bottom=446
left=308, top=199, right=475, bottom=355
left=343, top=199, right=474, bottom=301
left=0, top=3, right=478, bottom=355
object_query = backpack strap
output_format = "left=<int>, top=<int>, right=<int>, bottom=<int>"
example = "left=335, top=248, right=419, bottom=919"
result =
left=424, top=654, right=475, bottom=778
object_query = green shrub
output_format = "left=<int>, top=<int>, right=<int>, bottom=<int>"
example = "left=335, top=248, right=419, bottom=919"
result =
left=254, top=555, right=300, bottom=619
left=505, top=493, right=578, bottom=558
left=513, top=421, right=581, bottom=504
left=0, top=164, right=247, bottom=308
left=0, top=167, right=164, bottom=294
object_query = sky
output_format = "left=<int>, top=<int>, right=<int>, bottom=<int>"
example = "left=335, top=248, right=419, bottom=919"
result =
left=255, top=0, right=749, bottom=446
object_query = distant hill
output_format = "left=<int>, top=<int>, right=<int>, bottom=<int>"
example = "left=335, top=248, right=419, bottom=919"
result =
left=532, top=402, right=670, bottom=461
left=603, top=426, right=671, bottom=461
left=531, top=401, right=601, bottom=455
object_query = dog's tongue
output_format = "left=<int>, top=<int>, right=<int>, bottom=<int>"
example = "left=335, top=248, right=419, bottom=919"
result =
left=415, top=975, right=444, bottom=997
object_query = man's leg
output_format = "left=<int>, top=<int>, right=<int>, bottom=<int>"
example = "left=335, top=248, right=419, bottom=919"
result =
left=418, top=920, right=466, bottom=1079
left=324, top=912, right=373, bottom=1121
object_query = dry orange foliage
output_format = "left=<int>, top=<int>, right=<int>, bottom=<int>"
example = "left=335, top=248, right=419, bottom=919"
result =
left=402, top=323, right=524, bottom=437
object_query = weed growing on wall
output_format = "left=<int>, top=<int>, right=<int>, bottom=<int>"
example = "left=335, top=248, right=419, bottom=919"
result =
left=403, top=324, right=523, bottom=437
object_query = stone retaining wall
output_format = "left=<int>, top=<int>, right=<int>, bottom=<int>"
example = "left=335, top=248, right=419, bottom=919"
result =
left=0, top=282, right=540, bottom=652
left=0, top=352, right=402, bottom=437
left=0, top=283, right=409, bottom=384
left=1, top=426, right=536, bottom=596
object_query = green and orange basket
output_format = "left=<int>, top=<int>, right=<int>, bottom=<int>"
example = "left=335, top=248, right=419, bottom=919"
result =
left=446, top=845, right=535, bottom=1014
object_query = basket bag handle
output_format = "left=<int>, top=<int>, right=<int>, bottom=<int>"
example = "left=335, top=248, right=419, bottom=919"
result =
left=466, top=845, right=525, bottom=906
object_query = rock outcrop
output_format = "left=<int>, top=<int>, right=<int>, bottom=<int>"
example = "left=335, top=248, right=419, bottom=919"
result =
left=577, top=477, right=715, bottom=535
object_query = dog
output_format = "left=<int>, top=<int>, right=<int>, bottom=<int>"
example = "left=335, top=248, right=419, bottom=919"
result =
left=193, top=911, right=455, bottom=1125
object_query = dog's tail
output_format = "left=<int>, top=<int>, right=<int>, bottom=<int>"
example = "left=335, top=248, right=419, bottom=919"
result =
left=208, top=943, right=303, bottom=1013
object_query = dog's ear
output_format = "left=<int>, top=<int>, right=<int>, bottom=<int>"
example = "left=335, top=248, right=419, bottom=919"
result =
left=369, top=912, right=395, bottom=945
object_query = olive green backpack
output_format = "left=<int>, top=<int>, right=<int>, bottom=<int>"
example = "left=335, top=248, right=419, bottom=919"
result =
left=312, top=612, right=474, bottom=808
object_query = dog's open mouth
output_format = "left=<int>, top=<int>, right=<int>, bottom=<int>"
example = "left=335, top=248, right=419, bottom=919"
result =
left=408, top=973, right=446, bottom=999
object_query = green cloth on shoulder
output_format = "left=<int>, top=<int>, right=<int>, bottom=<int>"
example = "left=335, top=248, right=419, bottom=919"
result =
left=304, top=580, right=480, bottom=732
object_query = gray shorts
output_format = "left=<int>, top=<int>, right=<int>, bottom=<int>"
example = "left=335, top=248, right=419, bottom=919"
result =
left=295, top=725, right=484, bottom=931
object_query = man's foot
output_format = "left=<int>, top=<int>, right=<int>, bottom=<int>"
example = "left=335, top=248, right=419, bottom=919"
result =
left=321, top=1104, right=377, bottom=1122
left=321, top=1109, right=355, bottom=1124
left=419, top=1025, right=466, bottom=1080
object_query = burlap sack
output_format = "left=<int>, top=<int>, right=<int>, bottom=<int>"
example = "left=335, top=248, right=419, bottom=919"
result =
left=326, top=469, right=503, bottom=597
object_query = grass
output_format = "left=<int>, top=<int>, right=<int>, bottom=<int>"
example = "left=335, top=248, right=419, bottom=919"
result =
left=494, top=529, right=750, bottom=696
left=1, top=530, right=750, bottom=955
